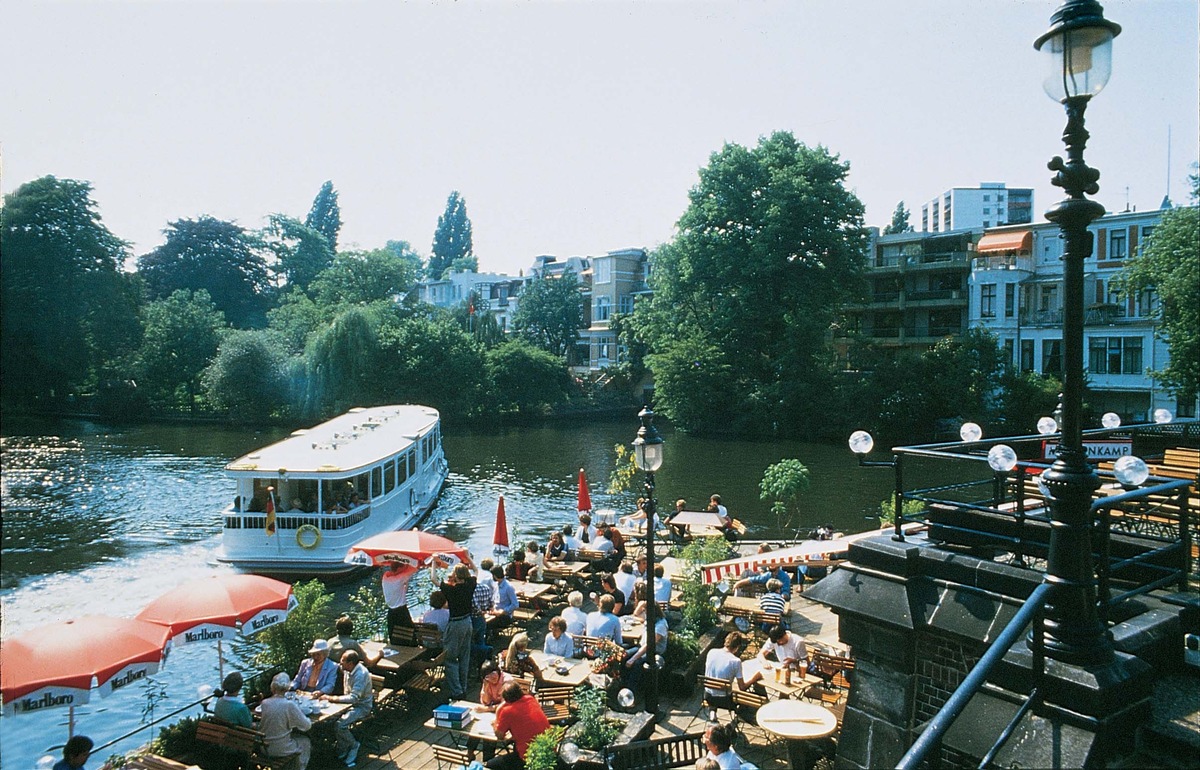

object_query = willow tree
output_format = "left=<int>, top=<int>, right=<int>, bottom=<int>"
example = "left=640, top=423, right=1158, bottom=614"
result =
left=304, top=307, right=380, bottom=416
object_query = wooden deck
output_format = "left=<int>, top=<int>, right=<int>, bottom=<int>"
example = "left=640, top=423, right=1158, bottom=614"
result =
left=316, top=595, right=844, bottom=769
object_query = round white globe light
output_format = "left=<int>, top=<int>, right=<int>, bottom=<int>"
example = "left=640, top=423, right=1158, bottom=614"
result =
left=1153, top=408, right=1173, bottom=424
left=987, top=445, right=1018, bottom=473
left=848, top=430, right=874, bottom=455
left=1101, top=412, right=1121, bottom=429
left=710, top=596, right=723, bottom=609
left=617, top=688, right=635, bottom=709
left=1113, top=456, right=1150, bottom=486
left=1037, top=417, right=1058, bottom=435
left=960, top=422, right=983, bottom=443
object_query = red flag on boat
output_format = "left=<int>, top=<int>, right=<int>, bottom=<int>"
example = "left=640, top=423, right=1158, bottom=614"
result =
left=264, top=487, right=277, bottom=536
left=577, top=468, right=592, bottom=513
left=493, top=495, right=510, bottom=550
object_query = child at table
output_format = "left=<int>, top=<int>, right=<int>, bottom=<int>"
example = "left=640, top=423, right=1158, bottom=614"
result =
left=543, top=617, right=573, bottom=658
left=501, top=633, right=545, bottom=683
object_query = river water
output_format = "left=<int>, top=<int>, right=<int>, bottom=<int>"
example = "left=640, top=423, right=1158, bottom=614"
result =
left=1, top=413, right=914, bottom=767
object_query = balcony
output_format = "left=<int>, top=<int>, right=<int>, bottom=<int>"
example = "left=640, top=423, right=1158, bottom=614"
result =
left=1021, top=308, right=1064, bottom=327
left=905, top=289, right=966, bottom=307
left=904, top=253, right=969, bottom=272
left=1084, top=303, right=1126, bottom=325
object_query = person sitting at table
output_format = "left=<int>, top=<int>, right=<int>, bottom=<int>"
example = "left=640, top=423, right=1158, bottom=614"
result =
left=585, top=594, right=622, bottom=645
left=598, top=573, right=626, bottom=616
left=652, top=564, right=673, bottom=604
left=734, top=563, right=793, bottom=600
left=757, top=578, right=788, bottom=632
left=501, top=632, right=544, bottom=683
left=605, top=524, right=627, bottom=563
left=614, top=562, right=637, bottom=612
left=630, top=581, right=650, bottom=620
left=213, top=671, right=253, bottom=727
left=560, top=591, right=588, bottom=636
left=327, top=615, right=376, bottom=669
left=623, top=611, right=668, bottom=695
left=667, top=498, right=689, bottom=542
left=542, top=617, right=574, bottom=658
left=468, top=660, right=514, bottom=765
left=561, top=524, right=584, bottom=554
left=261, top=672, right=313, bottom=770
left=54, top=735, right=93, bottom=770
left=545, top=530, right=567, bottom=562
left=318, top=650, right=373, bottom=767
left=490, top=565, right=519, bottom=632
left=703, top=631, right=763, bottom=715
left=420, top=590, right=451, bottom=636
left=292, top=639, right=338, bottom=696
left=758, top=625, right=808, bottom=673
left=703, top=722, right=745, bottom=770
left=490, top=680, right=552, bottom=770
left=577, top=512, right=595, bottom=544
left=505, top=549, right=532, bottom=581
left=591, top=526, right=619, bottom=571
left=620, top=497, right=659, bottom=532
left=634, top=554, right=648, bottom=580
left=525, top=541, right=545, bottom=581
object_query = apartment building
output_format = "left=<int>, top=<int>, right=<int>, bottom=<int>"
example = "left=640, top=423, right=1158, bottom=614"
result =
left=416, top=269, right=524, bottom=333
left=921, top=183, right=1034, bottom=233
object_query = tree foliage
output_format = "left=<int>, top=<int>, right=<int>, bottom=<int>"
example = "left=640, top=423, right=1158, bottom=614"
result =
left=202, top=330, right=290, bottom=420
left=883, top=201, right=913, bottom=234
left=512, top=269, right=583, bottom=359
left=428, top=191, right=474, bottom=279
left=138, top=216, right=271, bottom=328
left=137, top=290, right=227, bottom=410
left=760, top=459, right=811, bottom=533
left=377, top=313, right=489, bottom=420
left=1118, top=196, right=1199, bottom=400
left=305, top=181, right=342, bottom=251
left=0, top=176, right=137, bottom=403
left=304, top=306, right=381, bottom=416
left=309, top=248, right=417, bottom=309
left=634, top=132, right=868, bottom=434
left=262, top=214, right=334, bottom=293
left=486, top=340, right=572, bottom=415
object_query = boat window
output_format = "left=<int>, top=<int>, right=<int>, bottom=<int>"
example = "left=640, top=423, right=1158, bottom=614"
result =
left=408, top=451, right=417, bottom=477
left=385, top=459, right=396, bottom=493
left=398, top=451, right=410, bottom=485
left=372, top=466, right=383, bottom=499
left=295, top=480, right=318, bottom=512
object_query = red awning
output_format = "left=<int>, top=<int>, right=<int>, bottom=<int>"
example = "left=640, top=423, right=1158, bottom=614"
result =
left=976, top=230, right=1032, bottom=254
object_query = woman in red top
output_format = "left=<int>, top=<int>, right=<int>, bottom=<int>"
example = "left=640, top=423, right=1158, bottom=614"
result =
left=490, top=681, right=551, bottom=769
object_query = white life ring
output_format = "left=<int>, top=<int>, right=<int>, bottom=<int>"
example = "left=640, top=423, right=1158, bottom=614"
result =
left=296, top=524, right=322, bottom=550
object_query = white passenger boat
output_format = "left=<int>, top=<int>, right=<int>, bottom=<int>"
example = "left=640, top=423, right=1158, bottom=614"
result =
left=216, top=405, right=449, bottom=577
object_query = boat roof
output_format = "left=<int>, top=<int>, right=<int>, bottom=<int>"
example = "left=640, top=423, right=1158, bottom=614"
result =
left=225, top=405, right=440, bottom=477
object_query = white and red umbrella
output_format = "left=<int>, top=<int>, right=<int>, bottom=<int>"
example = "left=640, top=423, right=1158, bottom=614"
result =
left=577, top=468, right=593, bottom=514
left=493, top=495, right=510, bottom=556
left=345, top=529, right=468, bottom=569
left=136, top=574, right=297, bottom=678
left=1, top=615, right=172, bottom=735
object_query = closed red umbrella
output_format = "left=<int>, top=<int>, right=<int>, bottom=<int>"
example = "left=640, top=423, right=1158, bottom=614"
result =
left=493, top=495, right=510, bottom=554
left=1, top=615, right=172, bottom=735
left=577, top=468, right=592, bottom=513
left=345, top=529, right=468, bottom=568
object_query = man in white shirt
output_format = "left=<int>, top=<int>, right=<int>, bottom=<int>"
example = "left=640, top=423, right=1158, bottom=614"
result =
left=584, top=594, right=622, bottom=645
left=613, top=563, right=637, bottom=608
left=703, top=631, right=762, bottom=707
left=562, top=525, right=585, bottom=552
left=703, top=722, right=744, bottom=770
left=758, top=625, right=807, bottom=671
left=560, top=591, right=588, bottom=636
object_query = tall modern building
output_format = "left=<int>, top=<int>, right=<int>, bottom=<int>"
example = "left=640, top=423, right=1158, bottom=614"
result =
left=920, top=183, right=1034, bottom=233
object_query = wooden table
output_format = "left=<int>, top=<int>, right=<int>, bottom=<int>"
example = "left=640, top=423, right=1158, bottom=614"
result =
left=255, top=696, right=351, bottom=726
left=423, top=699, right=509, bottom=748
left=619, top=616, right=645, bottom=646
left=721, top=594, right=791, bottom=615
left=542, top=560, right=590, bottom=577
left=509, top=580, right=555, bottom=601
left=361, top=640, right=428, bottom=675
left=756, top=699, right=837, bottom=769
left=529, top=650, right=592, bottom=687
left=742, top=657, right=819, bottom=699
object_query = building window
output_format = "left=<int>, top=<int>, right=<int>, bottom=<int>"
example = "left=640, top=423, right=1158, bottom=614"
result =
left=1005, top=284, right=1016, bottom=318
left=1089, top=336, right=1143, bottom=375
left=983, top=195, right=991, bottom=202
left=1042, top=339, right=1063, bottom=375
left=1003, top=338, right=1015, bottom=365
left=983, top=207, right=991, bottom=214
left=1021, top=340, right=1035, bottom=372
left=619, top=295, right=634, bottom=315
left=593, top=261, right=612, bottom=284
left=594, top=296, right=611, bottom=322
left=1109, top=230, right=1127, bottom=260
left=1040, top=284, right=1059, bottom=312
left=980, top=284, right=997, bottom=318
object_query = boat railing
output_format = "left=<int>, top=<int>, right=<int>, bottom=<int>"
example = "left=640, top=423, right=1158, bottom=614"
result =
left=222, top=502, right=371, bottom=531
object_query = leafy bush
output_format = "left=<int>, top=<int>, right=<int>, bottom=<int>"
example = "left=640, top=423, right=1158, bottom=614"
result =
left=673, top=536, right=733, bottom=636
left=347, top=583, right=388, bottom=641
left=878, top=496, right=926, bottom=528
left=150, top=716, right=200, bottom=761
left=663, top=630, right=701, bottom=672
left=524, top=725, right=567, bottom=770
left=570, top=685, right=621, bottom=750
left=254, top=579, right=336, bottom=671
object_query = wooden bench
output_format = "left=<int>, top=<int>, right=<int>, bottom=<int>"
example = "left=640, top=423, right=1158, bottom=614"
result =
left=607, top=732, right=708, bottom=770
left=398, top=650, right=446, bottom=710
left=432, top=745, right=472, bottom=770
left=573, top=634, right=601, bottom=658
left=535, top=685, right=576, bottom=724
left=195, top=719, right=298, bottom=770
left=810, top=651, right=855, bottom=690
left=413, top=622, right=443, bottom=651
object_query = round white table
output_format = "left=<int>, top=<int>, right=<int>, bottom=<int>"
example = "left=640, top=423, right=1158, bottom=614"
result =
left=756, top=699, right=837, bottom=769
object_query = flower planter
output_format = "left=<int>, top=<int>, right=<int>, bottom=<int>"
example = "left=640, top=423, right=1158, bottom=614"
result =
left=558, top=710, right=655, bottom=770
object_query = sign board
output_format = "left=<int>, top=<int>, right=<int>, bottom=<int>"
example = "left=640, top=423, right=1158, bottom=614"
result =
left=1041, top=440, right=1133, bottom=461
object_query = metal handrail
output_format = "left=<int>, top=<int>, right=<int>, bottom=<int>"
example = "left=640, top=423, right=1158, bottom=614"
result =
left=896, top=582, right=1052, bottom=770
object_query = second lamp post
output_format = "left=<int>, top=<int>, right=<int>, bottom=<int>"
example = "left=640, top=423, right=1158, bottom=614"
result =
left=632, top=405, right=664, bottom=715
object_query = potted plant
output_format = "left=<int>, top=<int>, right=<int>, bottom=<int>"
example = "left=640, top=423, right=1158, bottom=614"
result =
left=525, top=726, right=567, bottom=770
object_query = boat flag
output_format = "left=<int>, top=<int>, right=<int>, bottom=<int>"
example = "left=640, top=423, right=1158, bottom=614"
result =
left=493, top=495, right=510, bottom=555
left=577, top=468, right=592, bottom=513
left=265, top=487, right=276, bottom=536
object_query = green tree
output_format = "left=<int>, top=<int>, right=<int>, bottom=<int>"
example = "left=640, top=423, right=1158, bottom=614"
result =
left=883, top=201, right=913, bottom=234
left=377, top=313, right=489, bottom=419
left=760, top=459, right=811, bottom=535
left=384, top=239, right=425, bottom=277
left=309, top=248, right=417, bottom=309
left=137, top=289, right=227, bottom=411
left=305, top=181, right=342, bottom=251
left=0, top=176, right=138, bottom=404
left=513, top=269, right=583, bottom=359
left=262, top=214, right=334, bottom=293
left=255, top=579, right=336, bottom=672
left=267, top=288, right=325, bottom=354
left=138, top=216, right=271, bottom=329
left=428, top=191, right=474, bottom=279
left=202, top=330, right=290, bottom=420
left=304, top=306, right=381, bottom=416
left=452, top=291, right=505, bottom=348
left=486, top=339, right=571, bottom=415
left=634, top=132, right=868, bottom=434
left=1118, top=192, right=1199, bottom=402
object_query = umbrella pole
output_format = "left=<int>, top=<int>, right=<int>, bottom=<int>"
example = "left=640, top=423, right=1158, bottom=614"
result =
left=218, top=639, right=225, bottom=681
left=69, top=705, right=75, bottom=738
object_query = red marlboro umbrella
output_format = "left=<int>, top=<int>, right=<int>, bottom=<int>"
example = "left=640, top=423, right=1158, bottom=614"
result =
left=137, top=574, right=297, bottom=646
left=493, top=495, right=510, bottom=550
left=577, top=468, right=593, bottom=513
left=345, top=529, right=469, bottom=568
left=1, top=615, right=172, bottom=733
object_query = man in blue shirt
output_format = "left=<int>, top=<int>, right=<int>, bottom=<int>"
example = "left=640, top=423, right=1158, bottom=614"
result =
left=320, top=650, right=374, bottom=767
left=735, top=564, right=793, bottom=599
left=292, top=639, right=339, bottom=695
left=490, top=565, right=519, bottom=632
left=54, top=736, right=93, bottom=770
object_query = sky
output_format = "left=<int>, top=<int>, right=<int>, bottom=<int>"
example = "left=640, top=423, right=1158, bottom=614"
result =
left=2, top=0, right=1197, bottom=277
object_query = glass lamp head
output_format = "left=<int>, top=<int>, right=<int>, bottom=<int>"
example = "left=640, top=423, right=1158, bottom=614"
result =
left=1037, top=416, right=1059, bottom=436
left=960, top=422, right=983, bottom=443
left=1113, top=455, right=1149, bottom=486
left=1153, top=408, right=1173, bottom=425
left=1034, top=0, right=1120, bottom=101
left=987, top=445, right=1019, bottom=473
left=1101, top=412, right=1121, bottom=429
left=848, top=430, right=874, bottom=455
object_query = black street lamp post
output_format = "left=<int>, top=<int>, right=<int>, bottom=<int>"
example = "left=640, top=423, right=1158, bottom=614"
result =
left=1033, top=0, right=1121, bottom=666
left=632, top=405, right=664, bottom=715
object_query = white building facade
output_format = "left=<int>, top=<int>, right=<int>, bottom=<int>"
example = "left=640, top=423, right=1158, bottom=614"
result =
left=921, top=183, right=1034, bottom=233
